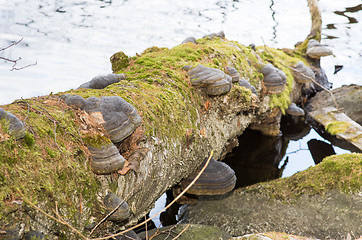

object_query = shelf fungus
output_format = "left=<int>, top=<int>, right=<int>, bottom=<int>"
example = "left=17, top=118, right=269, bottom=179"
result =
left=78, top=73, right=126, bottom=89
left=292, top=61, right=315, bottom=84
left=306, top=39, right=333, bottom=59
left=87, top=142, right=126, bottom=174
left=179, top=157, right=236, bottom=196
left=260, top=63, right=287, bottom=94
left=182, top=36, right=197, bottom=44
left=285, top=103, right=305, bottom=116
left=63, top=95, right=142, bottom=143
left=103, top=192, right=131, bottom=222
left=0, top=108, right=25, bottom=140
left=226, top=66, right=241, bottom=83
left=188, top=64, right=232, bottom=96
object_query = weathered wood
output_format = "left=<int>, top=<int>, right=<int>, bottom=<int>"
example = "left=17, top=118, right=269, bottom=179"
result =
left=309, top=107, right=362, bottom=151
left=307, top=0, right=322, bottom=39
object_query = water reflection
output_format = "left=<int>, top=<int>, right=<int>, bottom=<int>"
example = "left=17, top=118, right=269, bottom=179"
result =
left=223, top=129, right=288, bottom=188
left=334, top=4, right=362, bottom=24
left=269, top=0, right=278, bottom=43
left=307, top=139, right=336, bottom=164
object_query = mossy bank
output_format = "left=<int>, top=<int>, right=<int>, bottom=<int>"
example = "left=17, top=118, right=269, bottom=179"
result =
left=181, top=153, right=362, bottom=239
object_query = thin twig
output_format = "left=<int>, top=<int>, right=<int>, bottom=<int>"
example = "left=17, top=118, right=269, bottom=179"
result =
left=280, top=62, right=339, bottom=109
left=145, top=215, right=148, bottom=240
left=89, top=180, right=144, bottom=235
left=171, top=224, right=190, bottom=240
left=53, top=207, right=88, bottom=240
left=18, top=151, right=214, bottom=240
left=91, top=151, right=214, bottom=240
left=12, top=99, right=34, bottom=134
left=0, top=38, right=23, bottom=51
left=10, top=60, right=37, bottom=71
left=17, top=188, right=89, bottom=240
left=150, top=224, right=178, bottom=240
left=0, top=38, right=38, bottom=71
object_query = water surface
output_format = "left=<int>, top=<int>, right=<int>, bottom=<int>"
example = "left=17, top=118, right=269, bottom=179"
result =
left=1, top=0, right=361, bottom=105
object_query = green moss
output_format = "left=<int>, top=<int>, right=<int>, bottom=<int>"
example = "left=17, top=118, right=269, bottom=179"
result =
left=258, top=46, right=307, bottom=114
left=246, top=153, right=362, bottom=201
left=63, top=37, right=308, bottom=140
left=110, top=51, right=130, bottom=73
left=325, top=121, right=352, bottom=135
left=0, top=98, right=102, bottom=233
left=82, top=134, right=112, bottom=148
left=23, top=132, right=35, bottom=147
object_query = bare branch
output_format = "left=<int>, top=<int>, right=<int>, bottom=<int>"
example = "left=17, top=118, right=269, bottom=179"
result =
left=0, top=38, right=37, bottom=71
left=0, top=38, right=23, bottom=51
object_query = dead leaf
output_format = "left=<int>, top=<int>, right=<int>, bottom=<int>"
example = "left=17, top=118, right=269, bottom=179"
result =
left=0, top=133, right=10, bottom=142
left=127, top=148, right=149, bottom=172
left=200, top=127, right=207, bottom=138
left=89, top=112, right=106, bottom=125
left=118, top=160, right=131, bottom=175
left=204, top=100, right=211, bottom=111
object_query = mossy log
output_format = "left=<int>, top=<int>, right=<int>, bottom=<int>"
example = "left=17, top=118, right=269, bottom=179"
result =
left=0, top=36, right=321, bottom=238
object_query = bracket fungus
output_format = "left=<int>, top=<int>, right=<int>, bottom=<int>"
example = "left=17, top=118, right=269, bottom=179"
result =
left=182, top=36, right=197, bottom=44
left=306, top=39, right=333, bottom=59
left=226, top=66, right=241, bottom=83
left=179, top=157, right=236, bottom=196
left=285, top=103, right=305, bottom=116
left=0, top=108, right=25, bottom=140
left=203, top=30, right=225, bottom=39
left=292, top=61, right=315, bottom=84
left=188, top=64, right=232, bottom=96
left=87, top=142, right=126, bottom=174
left=260, top=63, right=287, bottom=94
left=103, top=192, right=131, bottom=222
left=78, top=73, right=126, bottom=89
left=63, top=95, right=142, bottom=143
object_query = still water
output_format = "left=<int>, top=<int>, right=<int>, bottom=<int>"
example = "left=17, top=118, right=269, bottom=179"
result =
left=0, top=0, right=361, bottom=105
left=1, top=0, right=361, bottom=228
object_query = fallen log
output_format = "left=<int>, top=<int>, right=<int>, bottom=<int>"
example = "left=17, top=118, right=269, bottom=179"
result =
left=0, top=33, right=328, bottom=238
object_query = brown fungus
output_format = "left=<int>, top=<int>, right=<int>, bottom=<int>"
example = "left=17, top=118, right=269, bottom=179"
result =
left=103, top=192, right=131, bottom=222
left=260, top=63, right=287, bottom=94
left=87, top=142, right=126, bottom=174
left=292, top=61, right=315, bottom=84
left=306, top=39, right=333, bottom=59
left=0, top=108, right=25, bottom=140
left=285, top=103, right=305, bottom=116
left=63, top=95, right=142, bottom=143
left=188, top=64, right=232, bottom=96
left=180, top=157, right=236, bottom=196
left=77, top=73, right=126, bottom=89
left=226, top=66, right=241, bottom=83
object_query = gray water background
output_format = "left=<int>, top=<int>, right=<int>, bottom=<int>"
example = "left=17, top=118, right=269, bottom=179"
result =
left=1, top=0, right=361, bottom=105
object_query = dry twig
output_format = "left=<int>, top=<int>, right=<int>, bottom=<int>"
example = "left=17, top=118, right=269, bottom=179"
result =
left=171, top=224, right=190, bottom=240
left=17, top=151, right=214, bottom=240
left=0, top=38, right=37, bottom=71
left=280, top=62, right=339, bottom=110
left=89, top=180, right=144, bottom=236
left=91, top=151, right=214, bottom=240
